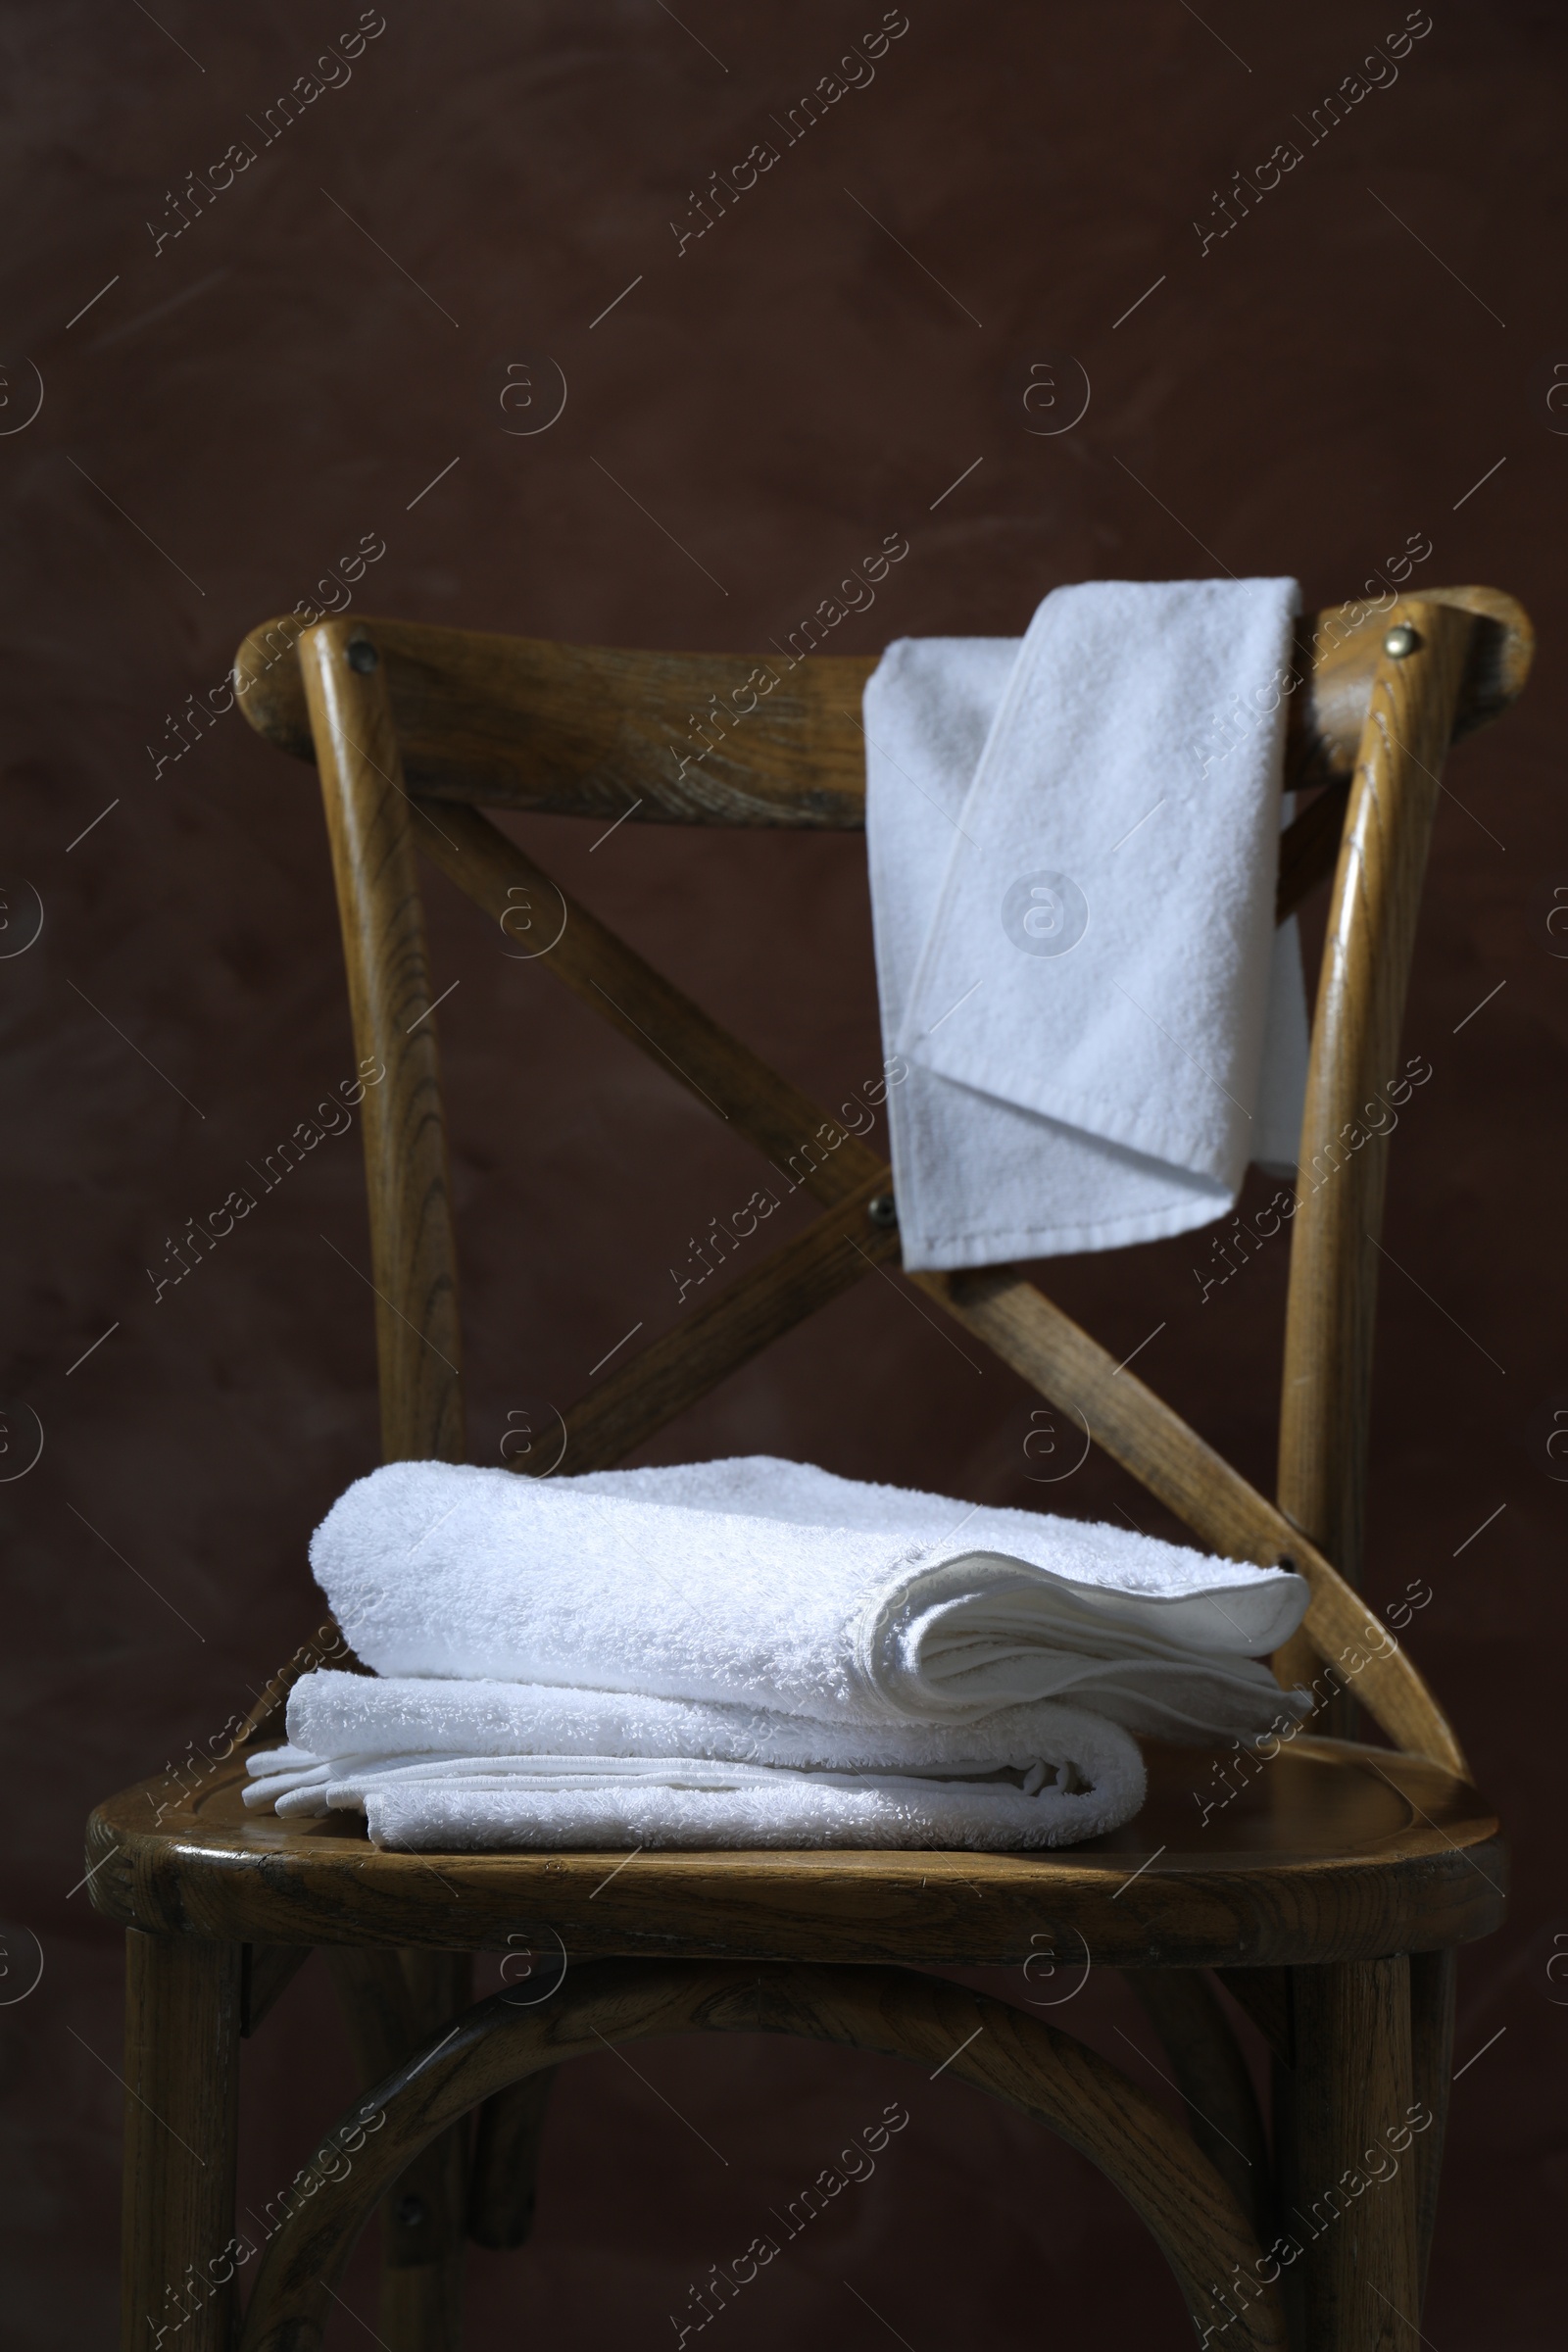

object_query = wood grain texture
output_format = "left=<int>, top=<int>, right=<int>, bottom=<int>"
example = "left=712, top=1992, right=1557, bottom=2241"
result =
left=234, top=1961, right=1286, bottom=2352
left=239, top=617, right=875, bottom=826
left=121, top=1932, right=242, bottom=2352
left=86, top=1740, right=1503, bottom=1971
left=1275, top=602, right=1475, bottom=1713
left=1123, top=1967, right=1274, bottom=2246
left=296, top=620, right=466, bottom=1465
left=1279, top=1958, right=1420, bottom=2352
left=1290, top=586, right=1532, bottom=784
left=233, top=588, right=1530, bottom=828
left=297, top=620, right=473, bottom=2346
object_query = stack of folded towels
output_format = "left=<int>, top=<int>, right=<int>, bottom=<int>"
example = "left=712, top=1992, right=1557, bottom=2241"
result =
left=245, top=1456, right=1311, bottom=1852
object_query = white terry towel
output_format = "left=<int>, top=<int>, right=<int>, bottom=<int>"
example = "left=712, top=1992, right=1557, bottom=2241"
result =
left=864, top=579, right=1311, bottom=1271
left=300, top=1456, right=1309, bottom=1730
left=244, top=1677, right=1152, bottom=1852
left=244, top=1456, right=1311, bottom=1851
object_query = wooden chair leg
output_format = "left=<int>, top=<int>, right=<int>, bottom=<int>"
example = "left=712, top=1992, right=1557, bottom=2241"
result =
left=1277, top=1959, right=1421, bottom=2352
left=121, top=1930, right=242, bottom=2352
left=467, top=2068, right=557, bottom=2248
left=327, top=1947, right=471, bottom=2350
left=379, top=1952, right=470, bottom=2350
left=1122, top=1968, right=1275, bottom=2250
left=1407, top=1949, right=1455, bottom=2309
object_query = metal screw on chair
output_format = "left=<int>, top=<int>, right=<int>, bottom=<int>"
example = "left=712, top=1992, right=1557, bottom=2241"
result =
left=867, top=1194, right=898, bottom=1230
left=346, top=637, right=379, bottom=673
left=396, top=2193, right=427, bottom=2228
left=1383, top=622, right=1420, bottom=659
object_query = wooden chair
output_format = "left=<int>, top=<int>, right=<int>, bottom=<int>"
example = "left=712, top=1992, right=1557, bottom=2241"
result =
left=87, top=585, right=1531, bottom=2352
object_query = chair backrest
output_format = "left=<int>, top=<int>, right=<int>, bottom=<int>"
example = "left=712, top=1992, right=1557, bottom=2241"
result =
left=236, top=586, right=1532, bottom=1776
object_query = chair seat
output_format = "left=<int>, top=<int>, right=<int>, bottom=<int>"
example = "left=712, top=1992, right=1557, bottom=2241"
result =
left=87, top=1736, right=1502, bottom=1971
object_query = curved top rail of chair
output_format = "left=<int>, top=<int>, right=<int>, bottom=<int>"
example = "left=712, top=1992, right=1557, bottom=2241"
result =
left=232, top=584, right=1532, bottom=829
left=85, top=1737, right=1503, bottom=1971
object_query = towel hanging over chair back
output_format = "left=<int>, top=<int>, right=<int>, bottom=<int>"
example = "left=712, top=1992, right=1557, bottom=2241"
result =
left=864, top=577, right=1309, bottom=1270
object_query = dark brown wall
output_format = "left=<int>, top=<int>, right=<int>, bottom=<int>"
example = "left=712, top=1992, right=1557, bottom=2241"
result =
left=3, top=2, right=1564, bottom=2343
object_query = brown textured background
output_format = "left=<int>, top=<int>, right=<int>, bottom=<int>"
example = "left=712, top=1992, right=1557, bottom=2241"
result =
left=3, top=1, right=1564, bottom=2343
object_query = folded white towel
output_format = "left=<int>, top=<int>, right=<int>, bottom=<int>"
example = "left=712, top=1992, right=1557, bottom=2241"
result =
left=252, top=1767, right=1134, bottom=1855
left=243, top=1678, right=1152, bottom=1851
left=865, top=580, right=1311, bottom=1270
left=243, top=1455, right=1310, bottom=1852
left=300, top=1455, right=1309, bottom=1730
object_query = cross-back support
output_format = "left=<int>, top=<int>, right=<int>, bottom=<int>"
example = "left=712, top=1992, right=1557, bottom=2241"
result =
left=262, top=590, right=1533, bottom=1788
